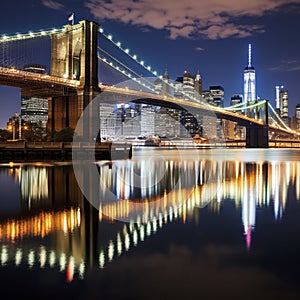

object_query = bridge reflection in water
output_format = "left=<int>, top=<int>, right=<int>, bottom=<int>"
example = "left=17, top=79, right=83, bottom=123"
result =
left=0, top=154, right=299, bottom=281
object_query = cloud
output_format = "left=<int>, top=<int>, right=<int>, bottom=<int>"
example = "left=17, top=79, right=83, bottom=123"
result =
left=195, top=47, right=205, bottom=51
left=41, top=0, right=64, bottom=10
left=85, top=0, right=300, bottom=40
left=269, top=59, right=300, bottom=72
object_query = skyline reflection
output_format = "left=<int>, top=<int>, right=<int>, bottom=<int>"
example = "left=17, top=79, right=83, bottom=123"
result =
left=0, top=150, right=299, bottom=281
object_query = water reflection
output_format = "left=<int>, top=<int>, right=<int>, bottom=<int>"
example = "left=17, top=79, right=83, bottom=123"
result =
left=0, top=151, right=300, bottom=282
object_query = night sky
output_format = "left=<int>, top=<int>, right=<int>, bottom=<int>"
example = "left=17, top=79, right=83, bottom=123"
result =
left=0, top=0, right=300, bottom=128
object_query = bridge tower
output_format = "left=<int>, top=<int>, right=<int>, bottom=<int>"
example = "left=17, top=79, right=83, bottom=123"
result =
left=48, top=20, right=100, bottom=138
left=245, top=100, right=269, bottom=148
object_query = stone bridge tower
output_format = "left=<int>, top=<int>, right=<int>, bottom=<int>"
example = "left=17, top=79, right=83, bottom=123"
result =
left=48, top=20, right=100, bottom=138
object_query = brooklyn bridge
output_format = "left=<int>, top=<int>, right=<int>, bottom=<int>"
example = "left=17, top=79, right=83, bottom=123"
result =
left=0, top=20, right=299, bottom=148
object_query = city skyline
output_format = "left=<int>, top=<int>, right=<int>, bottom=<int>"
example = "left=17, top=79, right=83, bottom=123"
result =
left=0, top=0, right=300, bottom=128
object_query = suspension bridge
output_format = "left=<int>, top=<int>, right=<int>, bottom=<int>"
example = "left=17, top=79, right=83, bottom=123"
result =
left=0, top=20, right=299, bottom=148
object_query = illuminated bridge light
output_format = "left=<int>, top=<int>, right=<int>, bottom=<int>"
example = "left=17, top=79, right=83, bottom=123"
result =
left=125, top=48, right=129, bottom=54
left=140, top=225, right=145, bottom=241
left=146, top=222, right=152, bottom=236
left=99, top=251, right=105, bottom=269
left=39, top=246, right=46, bottom=268
left=59, top=253, right=67, bottom=271
left=49, top=251, right=56, bottom=267
left=133, top=230, right=138, bottom=246
left=133, top=55, right=137, bottom=60
left=116, top=42, right=121, bottom=47
left=117, top=234, right=122, bottom=256
left=28, top=250, right=34, bottom=268
left=99, top=27, right=104, bottom=33
left=108, top=34, right=112, bottom=40
left=79, top=261, right=85, bottom=279
left=108, top=240, right=114, bottom=262
left=15, top=248, right=22, bottom=266
left=1, top=246, right=8, bottom=266
left=66, top=256, right=75, bottom=282
left=124, top=233, right=130, bottom=251
left=140, top=60, right=144, bottom=65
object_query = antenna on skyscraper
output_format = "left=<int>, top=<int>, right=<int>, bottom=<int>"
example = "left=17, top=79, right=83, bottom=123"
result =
left=248, top=44, right=252, bottom=67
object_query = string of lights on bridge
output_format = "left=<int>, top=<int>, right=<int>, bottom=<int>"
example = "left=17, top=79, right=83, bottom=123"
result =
left=0, top=23, right=298, bottom=136
left=0, top=27, right=66, bottom=42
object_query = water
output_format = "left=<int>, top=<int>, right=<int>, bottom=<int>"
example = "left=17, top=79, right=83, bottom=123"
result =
left=1, top=148, right=300, bottom=299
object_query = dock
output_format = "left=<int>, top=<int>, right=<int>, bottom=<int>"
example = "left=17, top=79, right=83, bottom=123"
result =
left=0, top=141, right=132, bottom=162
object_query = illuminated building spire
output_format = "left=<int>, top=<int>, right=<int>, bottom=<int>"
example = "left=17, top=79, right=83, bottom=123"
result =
left=243, top=43, right=256, bottom=104
left=248, top=43, right=252, bottom=67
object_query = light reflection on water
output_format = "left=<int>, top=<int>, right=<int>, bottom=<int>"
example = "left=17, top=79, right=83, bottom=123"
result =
left=0, top=149, right=300, bottom=294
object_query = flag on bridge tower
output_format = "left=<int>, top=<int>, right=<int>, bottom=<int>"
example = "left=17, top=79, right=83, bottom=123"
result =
left=68, top=13, right=74, bottom=25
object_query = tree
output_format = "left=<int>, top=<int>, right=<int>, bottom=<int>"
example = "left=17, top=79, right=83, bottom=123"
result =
left=0, top=129, right=12, bottom=141
left=53, top=127, right=74, bottom=142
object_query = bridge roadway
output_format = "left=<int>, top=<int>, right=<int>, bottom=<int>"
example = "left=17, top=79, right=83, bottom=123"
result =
left=0, top=66, right=298, bottom=137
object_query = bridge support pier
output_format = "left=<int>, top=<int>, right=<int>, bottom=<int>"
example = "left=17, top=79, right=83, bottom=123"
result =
left=246, top=125, right=269, bottom=148
left=48, top=20, right=100, bottom=140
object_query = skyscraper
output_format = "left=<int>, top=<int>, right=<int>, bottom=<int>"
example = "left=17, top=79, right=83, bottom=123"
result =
left=243, top=44, right=256, bottom=103
left=279, top=88, right=289, bottom=126
left=295, top=104, right=300, bottom=132
left=21, top=64, right=48, bottom=130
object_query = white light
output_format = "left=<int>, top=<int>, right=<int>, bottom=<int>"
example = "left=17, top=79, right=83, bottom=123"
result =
left=117, top=234, right=122, bottom=256
left=41, top=31, right=46, bottom=35
left=140, top=60, right=144, bottom=65
left=147, top=222, right=151, bottom=236
left=2, top=35, right=7, bottom=40
left=51, top=28, right=57, bottom=33
left=125, top=48, right=129, bottom=54
left=99, top=28, right=104, bottom=33
left=99, top=251, right=105, bottom=269
left=15, top=249, right=22, bottom=266
left=29, top=31, right=34, bottom=36
left=59, top=253, right=66, bottom=271
left=1, top=246, right=8, bottom=266
left=28, top=250, right=35, bottom=268
left=147, top=66, right=151, bottom=71
left=117, top=42, right=121, bottom=47
left=79, top=261, right=85, bottom=279
left=153, top=71, right=157, bottom=76
left=49, top=251, right=55, bottom=267
left=133, top=55, right=137, bottom=59
left=108, top=34, right=112, bottom=40
left=17, top=34, right=21, bottom=38
left=108, top=240, right=114, bottom=261
left=133, top=230, right=138, bottom=246
left=124, top=233, right=130, bottom=251
left=39, top=247, right=46, bottom=268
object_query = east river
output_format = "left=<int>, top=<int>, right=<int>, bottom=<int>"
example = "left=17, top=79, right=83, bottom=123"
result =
left=1, top=148, right=300, bottom=299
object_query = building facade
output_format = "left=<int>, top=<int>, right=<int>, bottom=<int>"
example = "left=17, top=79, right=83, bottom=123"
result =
left=21, top=64, right=48, bottom=130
